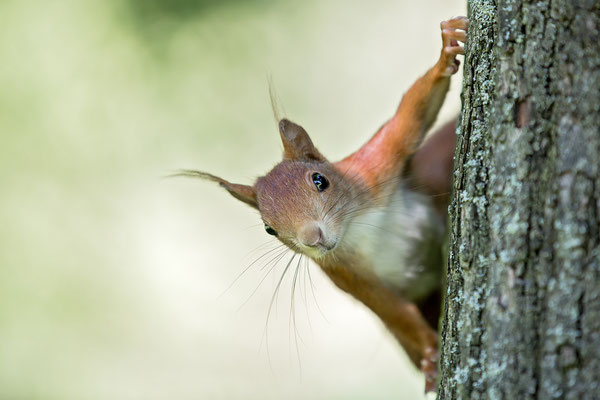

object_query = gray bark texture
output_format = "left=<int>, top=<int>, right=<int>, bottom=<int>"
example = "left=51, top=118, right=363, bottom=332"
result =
left=438, top=0, right=600, bottom=399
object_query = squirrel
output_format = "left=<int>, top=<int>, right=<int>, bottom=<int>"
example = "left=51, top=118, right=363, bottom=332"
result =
left=179, top=16, right=468, bottom=393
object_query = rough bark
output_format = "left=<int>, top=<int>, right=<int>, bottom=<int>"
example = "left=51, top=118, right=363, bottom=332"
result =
left=438, top=0, right=600, bottom=399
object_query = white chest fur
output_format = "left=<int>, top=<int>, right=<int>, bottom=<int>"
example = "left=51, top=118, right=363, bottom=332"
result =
left=338, top=185, right=445, bottom=300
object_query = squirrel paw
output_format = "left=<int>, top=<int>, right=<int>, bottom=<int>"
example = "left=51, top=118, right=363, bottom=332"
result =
left=438, top=16, right=469, bottom=77
left=420, top=347, right=439, bottom=393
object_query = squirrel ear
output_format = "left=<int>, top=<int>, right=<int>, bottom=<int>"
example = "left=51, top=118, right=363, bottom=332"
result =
left=173, top=170, right=258, bottom=209
left=279, top=119, right=325, bottom=162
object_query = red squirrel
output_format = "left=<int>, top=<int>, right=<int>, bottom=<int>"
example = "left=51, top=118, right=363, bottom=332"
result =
left=180, top=16, right=468, bottom=393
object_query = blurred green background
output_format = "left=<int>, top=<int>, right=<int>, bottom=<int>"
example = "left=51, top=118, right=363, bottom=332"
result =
left=0, top=0, right=465, bottom=398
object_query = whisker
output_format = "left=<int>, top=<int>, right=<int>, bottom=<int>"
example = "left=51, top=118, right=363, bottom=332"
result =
left=260, top=246, right=293, bottom=270
left=306, top=260, right=329, bottom=323
left=242, top=223, right=268, bottom=231
left=325, top=159, right=452, bottom=223
left=321, top=163, right=359, bottom=219
left=260, top=251, right=298, bottom=366
left=237, top=246, right=291, bottom=310
left=347, top=221, right=399, bottom=235
left=289, top=254, right=303, bottom=377
left=301, top=256, right=315, bottom=336
left=219, top=243, right=286, bottom=299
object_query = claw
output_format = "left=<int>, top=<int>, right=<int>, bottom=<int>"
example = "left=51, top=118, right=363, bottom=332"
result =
left=438, top=16, right=469, bottom=77
left=441, top=15, right=469, bottom=31
left=421, top=347, right=439, bottom=393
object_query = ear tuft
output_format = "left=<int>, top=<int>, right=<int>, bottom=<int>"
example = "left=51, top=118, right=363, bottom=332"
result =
left=171, top=170, right=258, bottom=209
left=278, top=119, right=325, bottom=162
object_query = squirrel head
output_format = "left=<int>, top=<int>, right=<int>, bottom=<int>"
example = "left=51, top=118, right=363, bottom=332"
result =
left=184, top=119, right=365, bottom=259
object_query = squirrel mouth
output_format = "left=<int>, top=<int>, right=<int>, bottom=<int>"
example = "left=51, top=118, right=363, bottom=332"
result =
left=301, top=240, right=337, bottom=258
left=321, top=242, right=337, bottom=251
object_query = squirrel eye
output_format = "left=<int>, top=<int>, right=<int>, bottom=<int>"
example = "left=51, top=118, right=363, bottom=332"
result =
left=311, top=173, right=329, bottom=192
left=264, top=224, right=278, bottom=236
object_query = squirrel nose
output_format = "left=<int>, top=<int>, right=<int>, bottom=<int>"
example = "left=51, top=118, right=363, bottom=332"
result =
left=298, top=223, right=323, bottom=248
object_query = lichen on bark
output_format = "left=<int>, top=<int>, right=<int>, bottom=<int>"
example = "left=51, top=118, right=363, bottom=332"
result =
left=438, top=0, right=600, bottom=399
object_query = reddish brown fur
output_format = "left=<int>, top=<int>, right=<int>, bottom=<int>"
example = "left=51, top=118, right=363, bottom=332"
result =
left=318, top=253, right=439, bottom=368
left=335, top=31, right=458, bottom=194
left=187, top=16, right=468, bottom=393
left=405, top=119, right=457, bottom=218
left=322, top=20, right=467, bottom=390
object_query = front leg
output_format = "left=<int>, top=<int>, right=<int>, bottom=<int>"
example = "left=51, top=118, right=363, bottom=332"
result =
left=409, top=16, right=469, bottom=134
left=386, top=301, right=439, bottom=393
left=375, top=293, right=440, bottom=393
left=336, top=16, right=468, bottom=190
left=321, top=265, right=439, bottom=392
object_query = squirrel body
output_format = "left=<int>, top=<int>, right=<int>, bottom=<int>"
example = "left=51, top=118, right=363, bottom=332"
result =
left=182, top=16, right=468, bottom=393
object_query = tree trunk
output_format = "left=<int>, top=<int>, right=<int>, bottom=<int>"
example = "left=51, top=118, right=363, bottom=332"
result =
left=438, top=0, right=600, bottom=399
